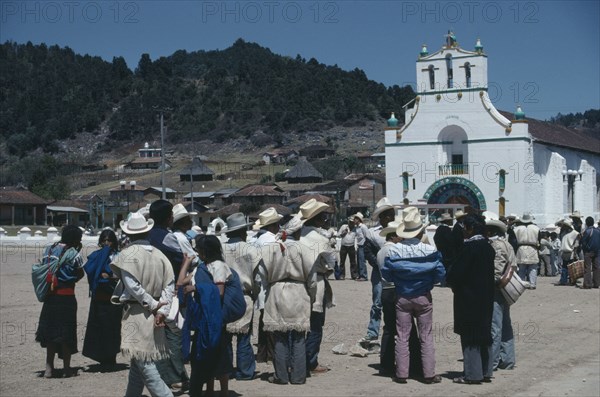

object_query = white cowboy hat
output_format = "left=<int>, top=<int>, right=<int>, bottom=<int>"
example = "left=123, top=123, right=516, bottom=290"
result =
left=372, top=197, right=397, bottom=219
left=395, top=207, right=426, bottom=239
left=172, top=203, right=198, bottom=223
left=558, top=218, right=573, bottom=228
left=569, top=211, right=582, bottom=219
left=254, top=207, right=283, bottom=229
left=520, top=213, right=535, bottom=224
left=485, top=218, right=507, bottom=233
left=120, top=212, right=154, bottom=235
left=507, top=213, right=518, bottom=220
left=299, top=198, right=330, bottom=224
left=454, top=210, right=466, bottom=219
left=439, top=213, right=453, bottom=222
left=379, top=219, right=402, bottom=237
left=353, top=212, right=364, bottom=221
left=222, top=212, right=253, bottom=234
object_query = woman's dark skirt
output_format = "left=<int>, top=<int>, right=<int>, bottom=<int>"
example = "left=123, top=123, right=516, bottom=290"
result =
left=36, top=294, right=79, bottom=354
left=189, top=330, right=233, bottom=396
left=82, top=294, right=123, bottom=364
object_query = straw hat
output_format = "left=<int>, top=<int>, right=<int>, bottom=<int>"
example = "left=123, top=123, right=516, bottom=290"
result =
left=569, top=211, right=582, bottom=219
left=254, top=207, right=283, bottom=229
left=379, top=219, right=402, bottom=237
left=372, top=197, right=397, bottom=219
left=485, top=218, right=507, bottom=233
left=353, top=212, right=364, bottom=222
left=120, top=212, right=154, bottom=235
left=299, top=199, right=330, bottom=223
left=507, top=213, right=518, bottom=220
left=558, top=218, right=573, bottom=228
left=222, top=213, right=253, bottom=234
left=172, top=203, right=198, bottom=223
left=454, top=210, right=466, bottom=219
left=520, top=213, right=535, bottom=224
left=395, top=207, right=426, bottom=239
left=439, top=213, right=453, bottom=223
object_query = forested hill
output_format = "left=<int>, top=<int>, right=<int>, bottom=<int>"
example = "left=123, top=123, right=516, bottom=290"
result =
left=0, top=39, right=416, bottom=156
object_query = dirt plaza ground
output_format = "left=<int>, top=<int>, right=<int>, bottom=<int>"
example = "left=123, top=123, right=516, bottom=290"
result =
left=0, top=243, right=598, bottom=397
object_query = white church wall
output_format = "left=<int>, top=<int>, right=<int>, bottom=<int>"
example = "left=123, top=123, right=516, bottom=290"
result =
left=468, top=140, right=531, bottom=215
left=399, top=96, right=505, bottom=143
left=532, top=143, right=599, bottom=222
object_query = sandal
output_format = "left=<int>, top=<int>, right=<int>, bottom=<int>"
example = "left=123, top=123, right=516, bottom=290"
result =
left=453, top=376, right=481, bottom=385
left=423, top=375, right=442, bottom=384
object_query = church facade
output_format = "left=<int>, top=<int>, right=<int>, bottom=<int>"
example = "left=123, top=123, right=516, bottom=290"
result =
left=384, top=33, right=599, bottom=225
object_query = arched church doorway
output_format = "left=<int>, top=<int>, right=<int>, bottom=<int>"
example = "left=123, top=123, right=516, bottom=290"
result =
left=423, top=177, right=487, bottom=213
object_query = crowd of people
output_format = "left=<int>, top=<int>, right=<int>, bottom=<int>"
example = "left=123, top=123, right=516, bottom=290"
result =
left=34, top=197, right=600, bottom=395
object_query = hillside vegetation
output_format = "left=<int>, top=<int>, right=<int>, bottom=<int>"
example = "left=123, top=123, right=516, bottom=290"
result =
left=1, top=40, right=597, bottom=200
left=1, top=39, right=415, bottom=156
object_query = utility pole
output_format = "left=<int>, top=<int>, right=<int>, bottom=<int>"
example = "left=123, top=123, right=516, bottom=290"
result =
left=190, top=160, right=194, bottom=210
left=154, top=106, right=171, bottom=200
left=160, top=113, right=166, bottom=199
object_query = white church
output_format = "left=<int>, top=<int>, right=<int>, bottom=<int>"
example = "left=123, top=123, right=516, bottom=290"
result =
left=384, top=32, right=599, bottom=226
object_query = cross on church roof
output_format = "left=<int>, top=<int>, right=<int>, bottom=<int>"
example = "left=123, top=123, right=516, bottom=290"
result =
left=445, top=30, right=457, bottom=48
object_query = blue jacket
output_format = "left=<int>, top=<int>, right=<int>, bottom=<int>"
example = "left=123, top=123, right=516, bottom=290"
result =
left=149, top=227, right=184, bottom=275
left=382, top=251, right=446, bottom=298
left=581, top=227, right=600, bottom=253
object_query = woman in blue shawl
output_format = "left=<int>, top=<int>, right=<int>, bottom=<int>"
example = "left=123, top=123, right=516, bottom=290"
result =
left=82, top=229, right=123, bottom=371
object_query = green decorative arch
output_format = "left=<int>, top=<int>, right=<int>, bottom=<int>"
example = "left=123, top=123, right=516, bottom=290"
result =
left=423, top=177, right=487, bottom=210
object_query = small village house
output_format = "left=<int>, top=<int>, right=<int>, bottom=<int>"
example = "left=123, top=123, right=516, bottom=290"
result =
left=0, top=186, right=48, bottom=226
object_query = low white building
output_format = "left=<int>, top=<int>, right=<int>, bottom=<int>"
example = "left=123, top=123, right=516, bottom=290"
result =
left=385, top=32, right=599, bottom=225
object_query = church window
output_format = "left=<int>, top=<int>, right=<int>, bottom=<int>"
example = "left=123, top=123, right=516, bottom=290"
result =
left=446, top=55, right=453, bottom=88
left=412, top=178, right=416, bottom=190
left=464, top=62, right=471, bottom=88
left=402, top=172, right=409, bottom=192
left=452, top=154, right=464, bottom=174
left=498, top=197, right=506, bottom=217
left=499, top=169, right=506, bottom=191
left=428, top=65, right=435, bottom=90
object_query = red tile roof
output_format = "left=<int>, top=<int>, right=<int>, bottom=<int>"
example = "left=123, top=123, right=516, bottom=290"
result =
left=0, top=187, right=49, bottom=205
left=499, top=111, right=600, bottom=154
left=232, top=185, right=286, bottom=197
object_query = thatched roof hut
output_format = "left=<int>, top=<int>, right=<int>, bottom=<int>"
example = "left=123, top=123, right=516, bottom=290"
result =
left=179, top=157, right=215, bottom=182
left=286, top=157, right=323, bottom=184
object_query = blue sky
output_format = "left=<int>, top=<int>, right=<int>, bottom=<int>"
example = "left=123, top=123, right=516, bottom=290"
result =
left=2, top=0, right=599, bottom=120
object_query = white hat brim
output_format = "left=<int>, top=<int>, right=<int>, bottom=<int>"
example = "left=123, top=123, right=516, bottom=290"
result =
left=300, top=204, right=329, bottom=225
left=486, top=219, right=507, bottom=233
left=120, top=218, right=154, bottom=235
left=395, top=222, right=426, bottom=239
left=255, top=214, right=283, bottom=229
left=173, top=212, right=198, bottom=223
left=220, top=222, right=254, bottom=235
